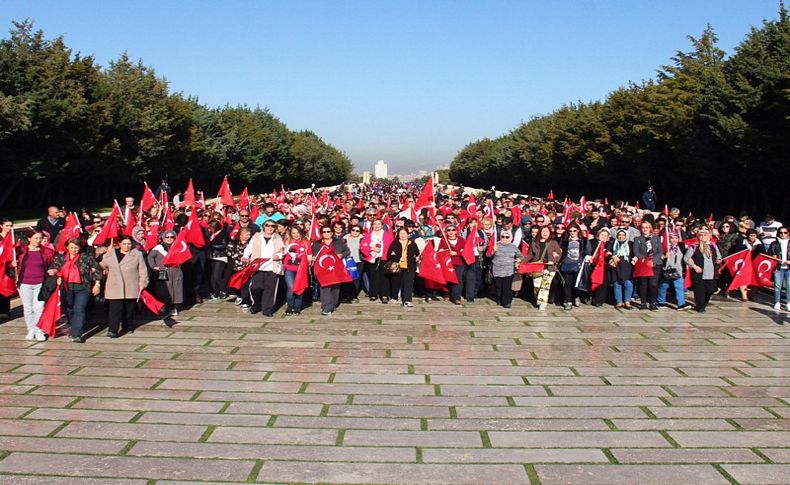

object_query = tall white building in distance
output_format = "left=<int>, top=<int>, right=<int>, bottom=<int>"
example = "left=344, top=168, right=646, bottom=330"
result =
left=374, top=160, right=388, bottom=179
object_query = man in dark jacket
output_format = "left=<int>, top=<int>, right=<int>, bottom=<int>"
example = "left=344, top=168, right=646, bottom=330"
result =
left=641, top=185, right=657, bottom=212
left=36, top=206, right=65, bottom=241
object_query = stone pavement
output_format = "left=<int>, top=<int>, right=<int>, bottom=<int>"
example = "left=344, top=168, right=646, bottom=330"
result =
left=0, top=296, right=788, bottom=485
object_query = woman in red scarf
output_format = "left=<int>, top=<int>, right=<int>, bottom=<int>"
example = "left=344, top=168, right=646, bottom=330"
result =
left=49, top=238, right=101, bottom=342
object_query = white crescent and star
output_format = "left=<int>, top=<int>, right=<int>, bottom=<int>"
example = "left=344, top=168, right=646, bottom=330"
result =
left=756, top=260, right=772, bottom=279
left=318, top=254, right=333, bottom=269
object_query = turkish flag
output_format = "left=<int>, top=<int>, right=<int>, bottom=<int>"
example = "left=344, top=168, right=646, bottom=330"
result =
left=720, top=248, right=753, bottom=292
left=144, top=223, right=160, bottom=252
left=684, top=266, right=693, bottom=289
left=416, top=177, right=434, bottom=208
left=217, top=176, right=235, bottom=207
left=0, top=230, right=15, bottom=264
left=140, top=182, right=158, bottom=213
left=483, top=199, right=495, bottom=221
left=161, top=229, right=192, bottom=267
left=518, top=261, right=544, bottom=274
left=466, top=193, right=477, bottom=220
left=438, top=249, right=459, bottom=284
left=56, top=213, right=82, bottom=253
left=683, top=237, right=698, bottom=247
left=751, top=253, right=779, bottom=287
left=183, top=209, right=205, bottom=248
left=633, top=258, right=654, bottom=278
left=0, top=268, right=16, bottom=297
left=418, top=243, right=446, bottom=285
left=461, top=229, right=477, bottom=265
left=308, top=213, right=322, bottom=242
left=511, top=205, right=522, bottom=227
left=238, top=187, right=250, bottom=211
left=36, top=284, right=61, bottom=337
left=183, top=178, right=196, bottom=208
left=547, top=190, right=554, bottom=200
left=293, top=255, right=309, bottom=295
left=161, top=204, right=175, bottom=231
left=227, top=259, right=264, bottom=290
left=93, top=204, right=121, bottom=246
left=313, top=247, right=351, bottom=286
left=139, top=289, right=166, bottom=315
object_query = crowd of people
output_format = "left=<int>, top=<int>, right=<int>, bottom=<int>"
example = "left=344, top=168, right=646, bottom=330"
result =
left=0, top=179, right=787, bottom=343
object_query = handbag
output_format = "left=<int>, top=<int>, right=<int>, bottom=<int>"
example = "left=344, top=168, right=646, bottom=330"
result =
left=384, top=260, right=401, bottom=274
left=663, top=266, right=681, bottom=281
left=344, top=257, right=360, bottom=280
left=157, top=269, right=169, bottom=281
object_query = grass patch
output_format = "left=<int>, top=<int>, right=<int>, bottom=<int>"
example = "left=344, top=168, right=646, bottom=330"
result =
left=524, top=464, right=542, bottom=485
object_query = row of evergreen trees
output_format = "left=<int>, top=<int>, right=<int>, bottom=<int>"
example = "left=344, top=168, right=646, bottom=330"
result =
left=0, top=21, right=353, bottom=209
left=449, top=7, right=790, bottom=219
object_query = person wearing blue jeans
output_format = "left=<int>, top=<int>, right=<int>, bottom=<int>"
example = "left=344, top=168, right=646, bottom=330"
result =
left=614, top=279, right=633, bottom=308
left=658, top=277, right=687, bottom=309
left=657, top=233, right=690, bottom=310
left=611, top=229, right=634, bottom=310
left=774, top=268, right=790, bottom=310
left=769, top=227, right=790, bottom=311
left=64, top=288, right=91, bottom=340
left=283, top=269, right=304, bottom=315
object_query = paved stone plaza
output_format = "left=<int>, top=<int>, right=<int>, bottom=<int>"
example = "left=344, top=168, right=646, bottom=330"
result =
left=0, top=296, right=788, bottom=484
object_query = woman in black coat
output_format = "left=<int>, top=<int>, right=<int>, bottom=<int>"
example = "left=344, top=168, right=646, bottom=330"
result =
left=206, top=220, right=230, bottom=301
left=385, top=227, right=420, bottom=307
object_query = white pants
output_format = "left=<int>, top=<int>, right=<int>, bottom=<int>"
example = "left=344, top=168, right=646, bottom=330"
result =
left=19, top=283, right=45, bottom=333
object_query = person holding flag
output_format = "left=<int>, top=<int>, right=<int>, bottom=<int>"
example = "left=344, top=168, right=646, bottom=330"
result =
left=48, top=238, right=102, bottom=342
left=684, top=228, right=722, bottom=313
left=0, top=218, right=16, bottom=320
left=768, top=226, right=790, bottom=311
left=311, top=225, right=351, bottom=315
left=14, top=230, right=53, bottom=340
left=243, top=219, right=286, bottom=317
left=657, top=232, right=690, bottom=311
left=283, top=226, right=312, bottom=315
left=360, top=218, right=393, bottom=303
left=588, top=228, right=613, bottom=307
left=437, top=223, right=467, bottom=305
left=525, top=226, right=562, bottom=310
left=487, top=226, right=522, bottom=308
left=633, top=220, right=664, bottom=311
left=147, top=230, right=185, bottom=317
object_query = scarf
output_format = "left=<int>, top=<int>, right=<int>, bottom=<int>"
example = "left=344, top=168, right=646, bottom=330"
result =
left=613, top=240, right=630, bottom=258
left=61, top=253, right=82, bottom=290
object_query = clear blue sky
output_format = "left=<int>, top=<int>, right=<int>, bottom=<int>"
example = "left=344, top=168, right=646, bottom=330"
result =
left=2, top=0, right=782, bottom=175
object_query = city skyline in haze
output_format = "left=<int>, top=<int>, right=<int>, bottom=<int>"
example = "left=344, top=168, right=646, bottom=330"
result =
left=2, top=0, right=782, bottom=175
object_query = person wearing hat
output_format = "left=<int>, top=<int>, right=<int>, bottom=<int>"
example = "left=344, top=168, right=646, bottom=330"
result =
left=147, top=230, right=184, bottom=317
left=588, top=227, right=614, bottom=307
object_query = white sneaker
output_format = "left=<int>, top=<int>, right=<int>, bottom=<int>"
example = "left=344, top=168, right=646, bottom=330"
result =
left=25, top=330, right=35, bottom=341
left=34, top=331, right=47, bottom=341
left=170, top=308, right=178, bottom=316
left=234, top=297, right=242, bottom=305
left=774, top=302, right=781, bottom=311
left=538, top=304, right=548, bottom=311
